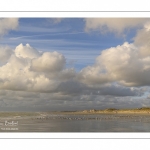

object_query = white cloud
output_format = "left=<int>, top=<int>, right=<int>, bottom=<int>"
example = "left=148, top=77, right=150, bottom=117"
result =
left=0, top=46, right=13, bottom=65
left=0, top=42, right=140, bottom=103
left=30, top=51, right=66, bottom=72
left=84, top=18, right=150, bottom=34
left=15, top=43, right=40, bottom=59
left=0, top=44, right=77, bottom=94
left=133, top=24, right=150, bottom=58
left=0, top=18, right=19, bottom=36
left=79, top=22, right=150, bottom=87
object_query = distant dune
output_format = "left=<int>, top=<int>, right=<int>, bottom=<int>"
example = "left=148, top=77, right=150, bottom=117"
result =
left=1, top=107, right=150, bottom=117
left=60, top=107, right=150, bottom=114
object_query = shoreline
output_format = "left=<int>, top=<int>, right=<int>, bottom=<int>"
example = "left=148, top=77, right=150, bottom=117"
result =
left=53, top=110, right=150, bottom=115
left=1, top=108, right=150, bottom=116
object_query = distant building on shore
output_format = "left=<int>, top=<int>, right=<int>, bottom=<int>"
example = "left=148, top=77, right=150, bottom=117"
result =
left=83, top=109, right=97, bottom=113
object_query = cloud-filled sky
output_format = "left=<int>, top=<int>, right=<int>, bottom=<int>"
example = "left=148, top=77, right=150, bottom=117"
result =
left=0, top=18, right=150, bottom=111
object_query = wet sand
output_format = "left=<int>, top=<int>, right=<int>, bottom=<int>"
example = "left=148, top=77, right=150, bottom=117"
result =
left=1, top=112, right=150, bottom=132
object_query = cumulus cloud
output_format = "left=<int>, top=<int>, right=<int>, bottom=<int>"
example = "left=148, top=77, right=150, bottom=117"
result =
left=0, top=42, right=140, bottom=101
left=30, top=51, right=66, bottom=72
left=15, top=43, right=40, bottom=59
left=79, top=42, right=150, bottom=87
left=0, top=18, right=19, bottom=36
left=84, top=18, right=150, bottom=34
left=133, top=23, right=150, bottom=58
left=0, top=46, right=13, bottom=65
left=0, top=43, right=77, bottom=94
left=79, top=21, right=150, bottom=87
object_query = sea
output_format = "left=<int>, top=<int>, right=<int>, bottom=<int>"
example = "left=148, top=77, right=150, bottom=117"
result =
left=0, top=113, right=150, bottom=132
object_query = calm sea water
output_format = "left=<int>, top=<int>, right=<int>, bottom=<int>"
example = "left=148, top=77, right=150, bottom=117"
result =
left=1, top=114, right=150, bottom=132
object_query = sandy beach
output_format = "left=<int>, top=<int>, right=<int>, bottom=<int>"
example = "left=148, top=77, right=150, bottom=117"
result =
left=53, top=108, right=150, bottom=115
left=1, top=109, right=150, bottom=132
left=1, top=108, right=150, bottom=117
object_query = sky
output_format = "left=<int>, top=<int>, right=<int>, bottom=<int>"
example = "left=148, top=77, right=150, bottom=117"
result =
left=0, top=18, right=150, bottom=111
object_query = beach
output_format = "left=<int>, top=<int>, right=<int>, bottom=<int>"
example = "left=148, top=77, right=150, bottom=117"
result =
left=0, top=110, right=150, bottom=132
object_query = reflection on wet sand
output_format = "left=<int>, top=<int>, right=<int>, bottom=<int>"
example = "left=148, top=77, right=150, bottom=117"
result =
left=1, top=113, right=150, bottom=132
left=31, top=114, right=150, bottom=123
